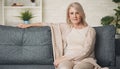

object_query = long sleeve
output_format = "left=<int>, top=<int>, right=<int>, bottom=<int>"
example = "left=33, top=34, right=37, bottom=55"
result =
left=74, top=27, right=96, bottom=60
left=43, top=23, right=69, bottom=58
left=50, top=23, right=69, bottom=60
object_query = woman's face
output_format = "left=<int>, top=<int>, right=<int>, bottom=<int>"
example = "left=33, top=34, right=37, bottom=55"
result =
left=69, top=7, right=81, bottom=25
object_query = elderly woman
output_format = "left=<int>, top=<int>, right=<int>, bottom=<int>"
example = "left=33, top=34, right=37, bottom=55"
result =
left=18, top=2, right=108, bottom=69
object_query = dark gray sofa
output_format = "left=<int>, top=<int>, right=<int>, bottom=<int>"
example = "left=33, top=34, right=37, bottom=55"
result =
left=0, top=25, right=119, bottom=69
left=94, top=25, right=116, bottom=69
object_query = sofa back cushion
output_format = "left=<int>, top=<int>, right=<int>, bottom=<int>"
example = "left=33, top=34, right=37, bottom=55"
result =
left=0, top=25, right=23, bottom=45
left=22, top=26, right=54, bottom=64
left=0, top=25, right=54, bottom=65
left=94, top=25, right=116, bottom=67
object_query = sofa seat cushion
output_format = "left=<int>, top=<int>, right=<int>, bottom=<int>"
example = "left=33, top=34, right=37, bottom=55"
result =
left=0, top=26, right=54, bottom=65
left=0, top=65, right=55, bottom=69
left=94, top=25, right=116, bottom=67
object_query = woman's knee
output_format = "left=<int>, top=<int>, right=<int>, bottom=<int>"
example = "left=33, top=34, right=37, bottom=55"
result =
left=57, top=60, right=74, bottom=69
left=73, top=62, right=94, bottom=69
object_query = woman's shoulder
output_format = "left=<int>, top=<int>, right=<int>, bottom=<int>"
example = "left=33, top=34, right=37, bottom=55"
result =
left=49, top=23, right=68, bottom=26
left=48, top=22, right=70, bottom=31
left=87, top=26, right=96, bottom=33
left=57, top=23, right=69, bottom=29
left=87, top=26, right=95, bottom=30
left=59, top=23, right=68, bottom=26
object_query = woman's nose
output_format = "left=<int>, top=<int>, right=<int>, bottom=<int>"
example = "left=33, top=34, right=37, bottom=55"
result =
left=73, top=14, right=77, bottom=18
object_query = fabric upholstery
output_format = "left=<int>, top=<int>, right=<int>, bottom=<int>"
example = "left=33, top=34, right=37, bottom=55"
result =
left=94, top=25, right=116, bottom=67
left=115, top=39, right=120, bottom=56
left=0, top=65, right=54, bottom=69
left=0, top=25, right=54, bottom=64
left=0, top=25, right=23, bottom=45
left=22, top=27, right=54, bottom=64
left=0, top=25, right=118, bottom=69
left=116, top=56, right=120, bottom=69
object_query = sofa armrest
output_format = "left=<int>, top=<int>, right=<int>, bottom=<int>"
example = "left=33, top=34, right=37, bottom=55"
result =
left=116, top=56, right=120, bottom=69
left=115, top=39, right=120, bottom=56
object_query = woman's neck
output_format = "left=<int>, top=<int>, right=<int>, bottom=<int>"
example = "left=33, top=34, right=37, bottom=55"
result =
left=73, top=24, right=85, bottom=29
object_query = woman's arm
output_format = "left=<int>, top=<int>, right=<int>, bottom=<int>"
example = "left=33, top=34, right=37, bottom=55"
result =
left=17, top=22, right=48, bottom=28
left=64, top=27, right=96, bottom=61
left=74, top=27, right=96, bottom=60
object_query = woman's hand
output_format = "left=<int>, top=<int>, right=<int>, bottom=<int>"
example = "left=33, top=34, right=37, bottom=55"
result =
left=54, top=56, right=68, bottom=68
left=54, top=58, right=61, bottom=67
left=17, top=23, right=31, bottom=28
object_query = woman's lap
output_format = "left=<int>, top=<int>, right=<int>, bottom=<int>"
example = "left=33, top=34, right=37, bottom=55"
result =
left=57, top=60, right=94, bottom=69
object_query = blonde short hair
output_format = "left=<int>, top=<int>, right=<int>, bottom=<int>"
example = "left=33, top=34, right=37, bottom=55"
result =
left=66, top=2, right=87, bottom=26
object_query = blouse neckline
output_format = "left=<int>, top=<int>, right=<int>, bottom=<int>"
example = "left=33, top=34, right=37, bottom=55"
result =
left=72, top=26, right=89, bottom=31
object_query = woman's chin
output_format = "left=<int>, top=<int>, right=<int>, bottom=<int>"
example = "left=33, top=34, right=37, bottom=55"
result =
left=72, top=22, right=80, bottom=24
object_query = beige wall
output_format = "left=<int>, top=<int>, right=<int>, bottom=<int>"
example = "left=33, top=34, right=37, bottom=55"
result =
left=43, top=0, right=117, bottom=26
left=0, top=0, right=2, bottom=24
left=0, top=0, right=117, bottom=26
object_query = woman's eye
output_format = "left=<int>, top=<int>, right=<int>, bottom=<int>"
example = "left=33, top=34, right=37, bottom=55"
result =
left=70, top=12, right=73, bottom=14
left=76, top=12, right=79, bottom=14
